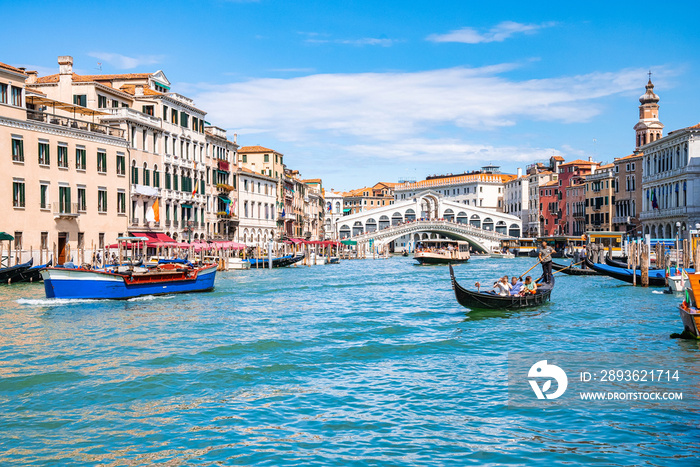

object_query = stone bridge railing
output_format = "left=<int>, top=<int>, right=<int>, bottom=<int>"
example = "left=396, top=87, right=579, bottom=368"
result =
left=351, top=219, right=513, bottom=246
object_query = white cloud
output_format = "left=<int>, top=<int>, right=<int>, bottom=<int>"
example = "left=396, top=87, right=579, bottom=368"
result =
left=427, top=21, right=555, bottom=44
left=305, top=36, right=400, bottom=47
left=87, top=52, right=163, bottom=70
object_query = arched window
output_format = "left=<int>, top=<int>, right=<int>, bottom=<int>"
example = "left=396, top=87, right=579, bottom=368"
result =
left=339, top=225, right=351, bottom=239
left=443, top=209, right=454, bottom=221
left=404, top=209, right=416, bottom=222
left=456, top=211, right=468, bottom=224
left=379, top=215, right=390, bottom=230
left=131, top=160, right=138, bottom=184
left=495, top=220, right=507, bottom=234
left=391, top=212, right=403, bottom=225
left=469, top=214, right=481, bottom=228
left=365, top=218, right=377, bottom=233
left=352, top=221, right=363, bottom=236
left=482, top=217, right=494, bottom=231
left=143, top=162, right=150, bottom=186
left=335, top=201, right=340, bottom=212
left=508, top=224, right=521, bottom=237
left=153, top=164, right=160, bottom=188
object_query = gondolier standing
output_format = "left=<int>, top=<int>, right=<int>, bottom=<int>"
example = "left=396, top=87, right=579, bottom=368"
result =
left=539, top=241, right=554, bottom=283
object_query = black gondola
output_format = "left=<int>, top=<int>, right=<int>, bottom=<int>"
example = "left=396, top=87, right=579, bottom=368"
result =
left=0, top=258, right=33, bottom=284
left=246, top=253, right=305, bottom=268
left=15, top=259, right=52, bottom=283
left=584, top=257, right=668, bottom=286
left=449, top=264, right=555, bottom=310
left=552, top=261, right=600, bottom=276
left=604, top=256, right=633, bottom=269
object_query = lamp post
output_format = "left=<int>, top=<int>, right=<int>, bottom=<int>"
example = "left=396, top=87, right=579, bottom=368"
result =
left=675, top=221, right=681, bottom=266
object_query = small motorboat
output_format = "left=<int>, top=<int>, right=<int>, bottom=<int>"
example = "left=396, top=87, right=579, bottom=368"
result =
left=42, top=258, right=217, bottom=300
left=489, top=247, right=515, bottom=259
left=0, top=259, right=33, bottom=284
left=449, top=265, right=554, bottom=310
left=415, top=240, right=470, bottom=265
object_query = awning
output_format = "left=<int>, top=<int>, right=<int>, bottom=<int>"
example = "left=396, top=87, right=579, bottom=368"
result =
left=343, top=208, right=351, bottom=213
left=181, top=204, right=193, bottom=209
left=130, top=232, right=176, bottom=243
left=341, top=239, right=357, bottom=246
left=0, top=232, right=14, bottom=241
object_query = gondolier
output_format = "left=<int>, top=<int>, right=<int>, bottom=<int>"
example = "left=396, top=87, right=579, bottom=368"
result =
left=538, top=241, right=554, bottom=283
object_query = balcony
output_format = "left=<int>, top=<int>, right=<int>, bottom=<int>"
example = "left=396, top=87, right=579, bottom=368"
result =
left=27, top=110, right=124, bottom=138
left=612, top=216, right=632, bottom=225
left=53, top=202, right=80, bottom=219
left=217, top=183, right=234, bottom=193
left=165, top=220, right=171, bottom=227
left=132, top=184, right=159, bottom=197
left=131, top=218, right=140, bottom=226
left=101, top=107, right=162, bottom=128
left=173, top=220, right=179, bottom=228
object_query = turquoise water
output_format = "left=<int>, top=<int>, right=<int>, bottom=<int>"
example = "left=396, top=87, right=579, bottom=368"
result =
left=1, top=257, right=698, bottom=466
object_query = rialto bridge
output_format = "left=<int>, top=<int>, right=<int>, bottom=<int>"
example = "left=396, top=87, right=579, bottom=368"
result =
left=334, top=190, right=522, bottom=253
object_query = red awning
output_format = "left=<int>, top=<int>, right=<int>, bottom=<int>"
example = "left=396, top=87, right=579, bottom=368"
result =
left=130, top=232, right=177, bottom=244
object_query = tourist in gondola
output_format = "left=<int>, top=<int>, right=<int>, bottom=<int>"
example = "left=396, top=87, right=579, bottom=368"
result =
left=492, top=276, right=512, bottom=296
left=519, top=276, right=537, bottom=296
left=538, top=241, right=554, bottom=283
left=510, top=276, right=524, bottom=295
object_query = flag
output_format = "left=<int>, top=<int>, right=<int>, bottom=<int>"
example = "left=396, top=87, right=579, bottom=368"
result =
left=225, top=201, right=230, bottom=216
left=192, top=180, right=198, bottom=196
left=145, top=204, right=155, bottom=223
left=153, top=199, right=160, bottom=223
left=651, top=189, right=659, bottom=209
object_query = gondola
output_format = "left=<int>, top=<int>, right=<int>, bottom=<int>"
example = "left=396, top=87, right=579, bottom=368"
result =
left=449, top=264, right=555, bottom=310
left=551, top=260, right=600, bottom=276
left=584, top=257, right=668, bottom=286
left=246, top=253, right=305, bottom=268
left=15, top=259, right=52, bottom=283
left=0, top=258, right=33, bottom=284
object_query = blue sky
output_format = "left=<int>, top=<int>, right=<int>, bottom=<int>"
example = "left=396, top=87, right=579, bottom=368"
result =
left=3, top=0, right=699, bottom=191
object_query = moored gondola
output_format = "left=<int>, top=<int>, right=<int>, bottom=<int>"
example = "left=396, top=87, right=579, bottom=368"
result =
left=584, top=257, right=668, bottom=286
left=449, top=264, right=554, bottom=310
left=552, top=261, right=600, bottom=276
left=246, top=253, right=305, bottom=268
left=15, top=259, right=52, bottom=283
left=0, top=259, right=33, bottom=284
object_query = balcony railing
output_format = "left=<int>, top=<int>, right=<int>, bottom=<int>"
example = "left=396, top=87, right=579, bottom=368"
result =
left=165, top=220, right=171, bottom=227
left=53, top=202, right=80, bottom=219
left=27, top=110, right=124, bottom=138
left=102, top=107, right=162, bottom=127
left=173, top=220, right=179, bottom=228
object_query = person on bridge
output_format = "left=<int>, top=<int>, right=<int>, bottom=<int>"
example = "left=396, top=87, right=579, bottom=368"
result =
left=538, top=241, right=554, bottom=283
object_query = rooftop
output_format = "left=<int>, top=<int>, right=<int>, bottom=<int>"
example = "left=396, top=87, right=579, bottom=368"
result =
left=0, top=61, right=27, bottom=76
left=239, top=145, right=277, bottom=154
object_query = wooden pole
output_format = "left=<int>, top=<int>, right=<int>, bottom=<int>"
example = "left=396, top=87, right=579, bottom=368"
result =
left=631, top=241, right=637, bottom=286
left=641, top=243, right=649, bottom=287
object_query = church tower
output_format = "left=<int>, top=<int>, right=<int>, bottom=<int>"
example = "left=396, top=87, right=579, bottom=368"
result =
left=633, top=75, right=664, bottom=152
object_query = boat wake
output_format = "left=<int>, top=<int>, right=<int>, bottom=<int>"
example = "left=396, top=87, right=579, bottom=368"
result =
left=17, top=295, right=176, bottom=306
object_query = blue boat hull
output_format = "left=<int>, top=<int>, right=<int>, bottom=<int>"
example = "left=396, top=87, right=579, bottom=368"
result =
left=42, top=265, right=217, bottom=300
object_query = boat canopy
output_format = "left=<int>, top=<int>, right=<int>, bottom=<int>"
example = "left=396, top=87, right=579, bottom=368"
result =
left=0, top=232, right=14, bottom=241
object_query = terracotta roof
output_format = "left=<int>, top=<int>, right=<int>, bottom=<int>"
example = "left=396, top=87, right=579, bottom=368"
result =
left=238, top=145, right=276, bottom=153
left=238, top=167, right=276, bottom=180
left=35, top=72, right=151, bottom=84
left=119, top=84, right=162, bottom=96
left=597, top=163, right=615, bottom=169
left=551, top=155, right=565, bottom=161
left=541, top=180, right=559, bottom=187
left=302, top=178, right=322, bottom=184
left=0, top=62, right=27, bottom=75
left=559, top=159, right=597, bottom=166
left=615, top=153, right=642, bottom=162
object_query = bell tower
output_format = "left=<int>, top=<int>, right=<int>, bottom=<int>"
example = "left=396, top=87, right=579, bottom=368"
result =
left=633, top=73, right=664, bottom=152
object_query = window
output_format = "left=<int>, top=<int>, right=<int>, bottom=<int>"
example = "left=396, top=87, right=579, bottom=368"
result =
left=112, top=99, right=119, bottom=108
left=11, top=137, right=23, bottom=162
left=173, top=171, right=178, bottom=190
left=171, top=109, right=178, bottom=125
left=264, top=154, right=269, bottom=162
left=163, top=105, right=169, bottom=120
left=0, top=83, right=6, bottom=103
left=99, top=233, right=104, bottom=249
left=116, top=154, right=125, bottom=175
left=153, top=166, right=160, bottom=188
left=41, top=232, right=48, bottom=250
left=59, top=186, right=71, bottom=213
left=12, top=180, right=24, bottom=208
left=165, top=169, right=171, bottom=189
left=142, top=105, right=154, bottom=116
left=38, top=141, right=50, bottom=165
left=77, top=187, right=86, bottom=211
left=242, top=154, right=247, bottom=163
left=192, top=116, right=198, bottom=131
left=40, top=183, right=49, bottom=209
left=98, top=189, right=107, bottom=213
left=73, top=94, right=87, bottom=107
left=143, top=163, right=150, bottom=186
left=58, top=145, right=68, bottom=168
left=117, top=191, right=126, bottom=214
left=76, top=147, right=86, bottom=170
left=97, top=95, right=107, bottom=108
left=244, top=180, right=248, bottom=191
left=180, top=111, right=188, bottom=128
left=97, top=150, right=107, bottom=173
left=11, top=86, right=21, bottom=106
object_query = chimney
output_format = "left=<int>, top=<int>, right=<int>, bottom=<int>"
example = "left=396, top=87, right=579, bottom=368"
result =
left=25, top=70, right=38, bottom=84
left=58, top=56, right=73, bottom=75
left=517, top=167, right=522, bottom=177
left=588, top=156, right=593, bottom=162
left=233, top=133, right=237, bottom=144
left=135, top=85, right=144, bottom=97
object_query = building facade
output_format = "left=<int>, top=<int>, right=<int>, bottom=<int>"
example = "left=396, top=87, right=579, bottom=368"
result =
left=612, top=153, right=643, bottom=234
left=236, top=168, right=277, bottom=245
left=503, top=168, right=529, bottom=226
left=585, top=164, right=615, bottom=231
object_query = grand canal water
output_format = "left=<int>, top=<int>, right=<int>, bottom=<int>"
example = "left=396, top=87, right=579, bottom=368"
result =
left=1, top=257, right=698, bottom=466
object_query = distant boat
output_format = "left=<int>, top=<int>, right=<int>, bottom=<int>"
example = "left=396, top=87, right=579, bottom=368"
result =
left=449, top=265, right=554, bottom=310
left=551, top=260, right=600, bottom=276
left=0, top=259, right=33, bottom=284
left=41, top=259, right=217, bottom=300
left=415, top=240, right=470, bottom=265
left=15, top=259, right=52, bottom=283
left=245, top=254, right=305, bottom=268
